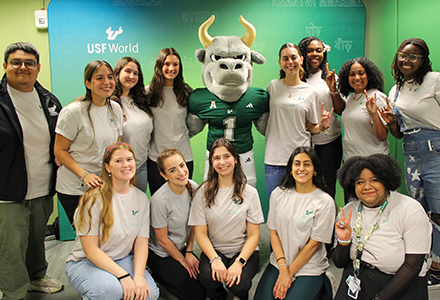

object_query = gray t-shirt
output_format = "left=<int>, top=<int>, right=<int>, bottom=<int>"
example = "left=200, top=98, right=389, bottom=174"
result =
left=265, top=80, right=319, bottom=166
left=67, top=185, right=150, bottom=262
left=188, top=184, right=264, bottom=258
left=149, top=180, right=198, bottom=258
left=55, top=100, right=123, bottom=195
left=341, top=89, right=389, bottom=161
left=267, top=187, right=335, bottom=276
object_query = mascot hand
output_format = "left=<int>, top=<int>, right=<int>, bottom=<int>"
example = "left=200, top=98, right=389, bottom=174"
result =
left=187, top=113, right=208, bottom=138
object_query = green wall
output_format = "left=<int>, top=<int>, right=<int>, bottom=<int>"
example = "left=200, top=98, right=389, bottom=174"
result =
left=363, top=0, right=440, bottom=195
left=1, top=0, right=439, bottom=217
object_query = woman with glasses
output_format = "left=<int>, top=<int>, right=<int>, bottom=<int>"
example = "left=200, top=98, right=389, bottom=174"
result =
left=381, top=38, right=440, bottom=287
left=112, top=57, right=153, bottom=193
left=54, top=60, right=123, bottom=224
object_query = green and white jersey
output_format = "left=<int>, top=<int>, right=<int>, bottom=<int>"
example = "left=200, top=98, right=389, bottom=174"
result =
left=189, top=88, right=269, bottom=153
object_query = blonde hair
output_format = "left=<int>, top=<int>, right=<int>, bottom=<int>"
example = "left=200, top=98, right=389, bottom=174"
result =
left=75, top=142, right=136, bottom=243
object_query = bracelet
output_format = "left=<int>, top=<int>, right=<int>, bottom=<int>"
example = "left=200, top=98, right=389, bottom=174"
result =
left=117, top=273, right=130, bottom=281
left=186, top=250, right=193, bottom=254
left=276, top=256, right=286, bottom=263
left=329, top=91, right=338, bottom=95
left=278, top=263, right=288, bottom=268
left=210, top=256, right=221, bottom=264
left=319, top=125, right=329, bottom=134
left=80, top=171, right=89, bottom=182
left=337, top=238, right=352, bottom=246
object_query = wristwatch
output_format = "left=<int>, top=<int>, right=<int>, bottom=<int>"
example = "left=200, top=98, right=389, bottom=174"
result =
left=235, top=257, right=246, bottom=266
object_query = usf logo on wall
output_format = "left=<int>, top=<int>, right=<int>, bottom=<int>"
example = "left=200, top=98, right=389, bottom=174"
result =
left=48, top=0, right=365, bottom=106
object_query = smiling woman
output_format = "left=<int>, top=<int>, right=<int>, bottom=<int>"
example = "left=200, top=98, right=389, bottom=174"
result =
left=188, top=138, right=264, bottom=300
left=335, top=58, right=389, bottom=176
left=65, top=142, right=159, bottom=300
left=54, top=60, right=123, bottom=225
left=255, top=147, right=335, bottom=300
left=333, top=154, right=431, bottom=300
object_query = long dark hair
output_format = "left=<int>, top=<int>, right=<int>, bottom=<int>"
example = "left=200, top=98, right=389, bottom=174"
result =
left=298, top=36, right=328, bottom=81
left=148, top=47, right=192, bottom=108
left=338, top=57, right=384, bottom=97
left=112, top=57, right=152, bottom=117
left=73, top=60, right=119, bottom=144
left=200, top=138, right=247, bottom=208
left=157, top=148, right=194, bottom=200
left=391, top=38, right=432, bottom=87
left=278, top=43, right=304, bottom=79
left=278, top=146, right=329, bottom=194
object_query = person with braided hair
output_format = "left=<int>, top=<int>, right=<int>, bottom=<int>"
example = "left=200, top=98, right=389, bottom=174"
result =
left=298, top=36, right=342, bottom=199
left=147, top=148, right=205, bottom=300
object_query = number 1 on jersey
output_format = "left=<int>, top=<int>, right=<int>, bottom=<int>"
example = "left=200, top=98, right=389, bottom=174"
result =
left=223, top=117, right=236, bottom=141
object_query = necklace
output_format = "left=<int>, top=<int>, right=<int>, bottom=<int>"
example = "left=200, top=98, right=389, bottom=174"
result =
left=286, top=86, right=296, bottom=98
left=353, top=93, right=363, bottom=101
left=121, top=97, right=132, bottom=109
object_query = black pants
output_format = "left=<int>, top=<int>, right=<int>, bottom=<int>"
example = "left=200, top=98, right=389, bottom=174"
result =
left=334, top=262, right=428, bottom=300
left=147, top=248, right=205, bottom=300
left=199, top=251, right=259, bottom=300
left=57, top=192, right=81, bottom=225
left=314, top=134, right=343, bottom=199
left=147, top=158, right=194, bottom=196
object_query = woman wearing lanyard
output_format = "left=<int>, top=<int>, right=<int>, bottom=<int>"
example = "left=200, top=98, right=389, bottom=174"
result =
left=333, top=154, right=431, bottom=300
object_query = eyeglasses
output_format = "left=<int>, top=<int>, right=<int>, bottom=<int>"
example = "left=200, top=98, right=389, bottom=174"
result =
left=397, top=52, right=423, bottom=63
left=7, top=60, right=37, bottom=70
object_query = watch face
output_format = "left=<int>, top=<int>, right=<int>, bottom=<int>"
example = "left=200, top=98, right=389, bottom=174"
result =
left=239, top=258, right=246, bottom=265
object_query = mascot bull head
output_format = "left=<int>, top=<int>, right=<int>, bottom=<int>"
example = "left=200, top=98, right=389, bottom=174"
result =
left=195, top=15, right=266, bottom=102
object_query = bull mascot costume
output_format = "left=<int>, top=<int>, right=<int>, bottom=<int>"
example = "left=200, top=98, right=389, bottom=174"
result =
left=188, top=15, right=269, bottom=187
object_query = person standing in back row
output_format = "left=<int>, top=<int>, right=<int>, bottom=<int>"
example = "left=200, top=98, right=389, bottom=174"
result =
left=0, top=42, right=63, bottom=299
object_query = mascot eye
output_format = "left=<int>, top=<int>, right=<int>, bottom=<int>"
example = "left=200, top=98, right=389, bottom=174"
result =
left=211, top=55, right=223, bottom=62
left=233, top=55, right=245, bottom=60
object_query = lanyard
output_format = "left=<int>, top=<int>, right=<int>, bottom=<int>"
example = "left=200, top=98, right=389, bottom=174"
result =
left=352, top=195, right=389, bottom=277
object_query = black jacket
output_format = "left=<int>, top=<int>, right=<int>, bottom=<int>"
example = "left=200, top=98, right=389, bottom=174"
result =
left=0, top=74, right=62, bottom=201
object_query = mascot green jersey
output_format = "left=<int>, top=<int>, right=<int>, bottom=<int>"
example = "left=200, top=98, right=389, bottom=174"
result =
left=187, top=15, right=269, bottom=187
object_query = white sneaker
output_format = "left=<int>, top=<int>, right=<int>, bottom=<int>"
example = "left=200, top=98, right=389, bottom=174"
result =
left=28, top=275, right=63, bottom=294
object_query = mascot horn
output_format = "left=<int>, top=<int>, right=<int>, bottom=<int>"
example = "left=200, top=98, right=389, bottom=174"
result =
left=187, top=15, right=269, bottom=187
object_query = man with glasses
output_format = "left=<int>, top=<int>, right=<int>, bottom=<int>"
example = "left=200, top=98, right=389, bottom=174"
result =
left=0, top=42, right=63, bottom=299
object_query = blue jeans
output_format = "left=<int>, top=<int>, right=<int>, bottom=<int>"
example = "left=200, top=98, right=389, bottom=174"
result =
left=265, top=164, right=286, bottom=199
left=136, top=160, right=148, bottom=193
left=65, top=255, right=159, bottom=300
left=403, top=129, right=440, bottom=256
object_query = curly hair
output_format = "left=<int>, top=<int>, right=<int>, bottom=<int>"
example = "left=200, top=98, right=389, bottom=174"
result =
left=278, top=146, right=329, bottom=194
left=338, top=57, right=384, bottom=97
left=278, top=43, right=304, bottom=79
left=156, top=148, right=194, bottom=200
left=298, top=36, right=328, bottom=81
left=148, top=47, right=192, bottom=108
left=337, top=154, right=402, bottom=199
left=112, top=57, right=152, bottom=117
left=199, top=138, right=247, bottom=208
left=391, top=38, right=432, bottom=87
left=76, top=142, right=136, bottom=243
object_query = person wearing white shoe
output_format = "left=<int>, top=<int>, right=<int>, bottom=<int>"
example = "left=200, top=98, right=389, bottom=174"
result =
left=0, top=42, right=63, bottom=299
